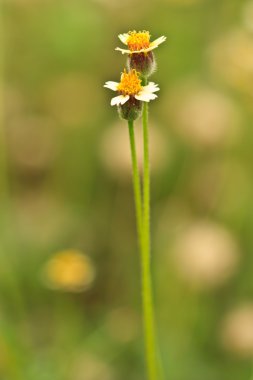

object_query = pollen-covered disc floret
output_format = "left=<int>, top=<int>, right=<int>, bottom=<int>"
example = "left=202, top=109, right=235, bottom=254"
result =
left=127, top=31, right=151, bottom=51
left=104, top=69, right=159, bottom=106
left=116, top=30, right=166, bottom=54
left=117, top=69, right=142, bottom=96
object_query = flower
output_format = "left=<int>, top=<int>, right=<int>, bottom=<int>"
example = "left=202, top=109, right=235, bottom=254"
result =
left=42, top=249, right=96, bottom=292
left=104, top=69, right=159, bottom=120
left=104, top=69, right=159, bottom=106
left=116, top=30, right=166, bottom=54
left=115, top=31, right=166, bottom=77
left=164, top=81, right=241, bottom=149
left=221, top=304, right=253, bottom=358
left=208, top=29, right=253, bottom=97
left=172, top=221, right=239, bottom=289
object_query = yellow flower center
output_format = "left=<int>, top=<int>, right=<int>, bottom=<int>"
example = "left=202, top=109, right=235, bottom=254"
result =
left=127, top=30, right=151, bottom=51
left=117, top=69, right=142, bottom=96
left=43, top=250, right=95, bottom=292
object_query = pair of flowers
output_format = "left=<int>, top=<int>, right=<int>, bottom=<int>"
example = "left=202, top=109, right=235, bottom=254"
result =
left=104, top=31, right=166, bottom=380
left=104, top=31, right=166, bottom=121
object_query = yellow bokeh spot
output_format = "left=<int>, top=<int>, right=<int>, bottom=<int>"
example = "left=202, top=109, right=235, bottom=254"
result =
left=117, top=69, right=142, bottom=96
left=42, top=250, right=95, bottom=292
left=127, top=30, right=151, bottom=51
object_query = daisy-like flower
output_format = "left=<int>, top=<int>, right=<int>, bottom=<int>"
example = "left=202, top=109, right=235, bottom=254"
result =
left=104, top=69, right=159, bottom=120
left=104, top=69, right=159, bottom=105
left=116, top=30, right=166, bottom=54
left=116, top=31, right=166, bottom=78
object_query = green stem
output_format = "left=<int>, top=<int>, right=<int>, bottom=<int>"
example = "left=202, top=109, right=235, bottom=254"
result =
left=128, top=120, right=143, bottom=251
left=141, top=85, right=159, bottom=380
left=128, top=94, right=161, bottom=380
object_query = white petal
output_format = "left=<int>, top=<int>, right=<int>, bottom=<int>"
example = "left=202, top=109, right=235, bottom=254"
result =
left=116, top=46, right=155, bottom=54
left=115, top=47, right=131, bottom=54
left=143, top=82, right=160, bottom=93
left=144, top=38, right=166, bottom=52
left=104, top=81, right=119, bottom=91
left=119, top=95, right=130, bottom=104
left=125, top=47, right=155, bottom=53
left=135, top=92, right=158, bottom=102
left=118, top=33, right=129, bottom=45
left=111, top=95, right=130, bottom=106
left=150, top=36, right=166, bottom=48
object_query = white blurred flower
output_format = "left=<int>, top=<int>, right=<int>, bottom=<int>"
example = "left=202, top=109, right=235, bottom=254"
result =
left=167, top=82, right=241, bottom=148
left=172, top=221, right=239, bottom=289
left=208, top=29, right=253, bottom=96
left=221, top=304, right=253, bottom=358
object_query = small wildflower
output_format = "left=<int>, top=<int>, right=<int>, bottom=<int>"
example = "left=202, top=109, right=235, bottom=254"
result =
left=116, top=30, right=166, bottom=54
left=221, top=304, right=253, bottom=358
left=116, top=31, right=166, bottom=77
left=104, top=69, right=159, bottom=121
left=42, top=249, right=95, bottom=292
left=172, top=221, right=239, bottom=289
left=104, top=31, right=164, bottom=378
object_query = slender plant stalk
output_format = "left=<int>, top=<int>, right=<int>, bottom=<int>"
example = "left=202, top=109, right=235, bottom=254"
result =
left=128, top=105, right=159, bottom=379
left=141, top=77, right=159, bottom=380
left=128, top=120, right=143, bottom=247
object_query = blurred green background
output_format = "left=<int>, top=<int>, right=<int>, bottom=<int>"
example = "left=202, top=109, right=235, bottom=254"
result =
left=2, top=0, right=253, bottom=379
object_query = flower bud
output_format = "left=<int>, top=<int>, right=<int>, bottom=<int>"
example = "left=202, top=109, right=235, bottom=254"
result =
left=118, top=96, right=143, bottom=121
left=127, top=52, right=156, bottom=78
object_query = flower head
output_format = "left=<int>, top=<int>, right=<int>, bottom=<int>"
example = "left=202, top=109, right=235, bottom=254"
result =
left=104, top=69, right=159, bottom=106
left=172, top=221, right=239, bottom=290
left=42, top=249, right=96, bottom=292
left=116, top=31, right=166, bottom=77
left=221, top=304, right=253, bottom=358
left=116, top=30, right=166, bottom=54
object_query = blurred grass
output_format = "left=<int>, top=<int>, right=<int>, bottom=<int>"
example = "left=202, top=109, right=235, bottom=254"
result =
left=2, top=0, right=253, bottom=379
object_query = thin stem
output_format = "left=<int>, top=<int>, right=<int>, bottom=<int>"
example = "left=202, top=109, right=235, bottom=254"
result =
left=141, top=77, right=159, bottom=380
left=128, top=102, right=161, bottom=380
left=128, top=120, right=143, bottom=251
